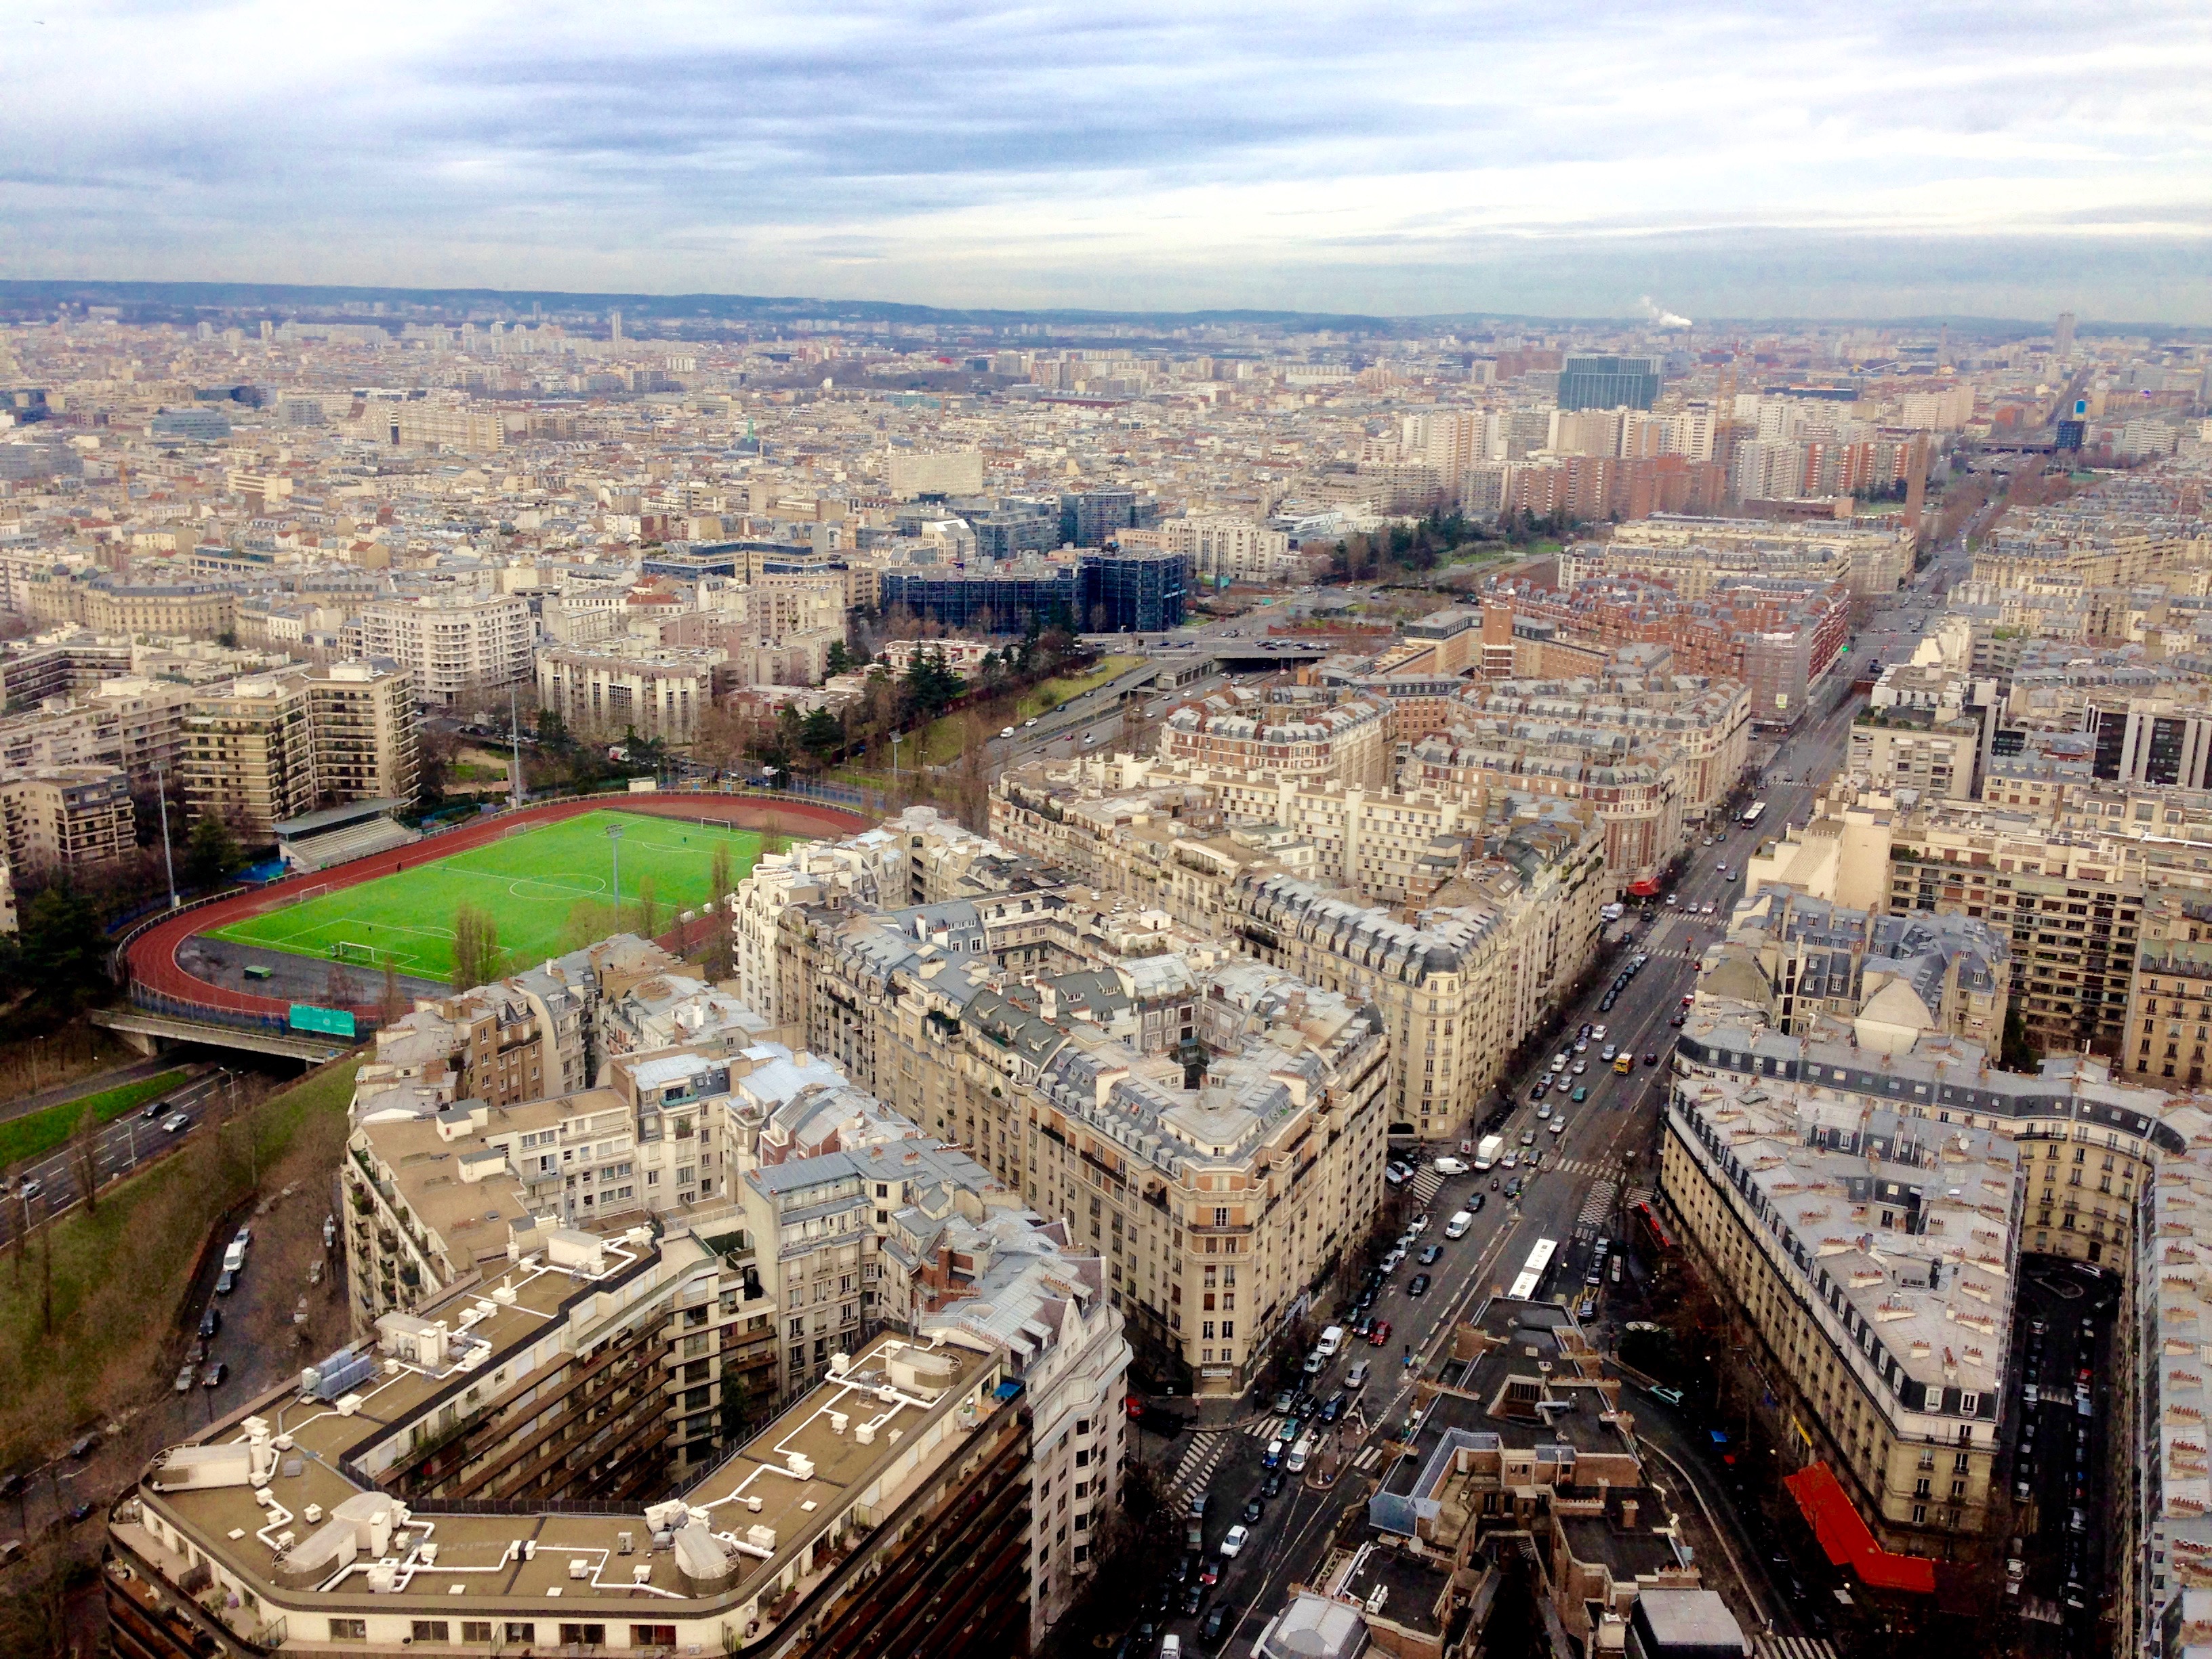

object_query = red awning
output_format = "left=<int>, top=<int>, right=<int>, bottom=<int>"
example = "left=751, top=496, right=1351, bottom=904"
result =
left=1627, top=878, right=1661, bottom=897
left=1782, top=1462, right=1936, bottom=1593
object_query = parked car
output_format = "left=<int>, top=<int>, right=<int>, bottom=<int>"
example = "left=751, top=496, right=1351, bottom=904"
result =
left=173, top=1364, right=195, bottom=1393
left=197, top=1307, right=220, bottom=1340
left=214, top=1270, right=236, bottom=1296
left=201, top=1361, right=228, bottom=1389
left=1220, top=1525, right=1250, bottom=1558
left=1419, top=1244, right=1442, bottom=1265
left=1242, top=1498, right=1263, bottom=1524
left=1200, top=1604, right=1231, bottom=1649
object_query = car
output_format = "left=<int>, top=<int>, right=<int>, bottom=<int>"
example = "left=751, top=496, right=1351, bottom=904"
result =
left=162, top=1112, right=190, bottom=1133
left=142, top=1101, right=166, bottom=1121
left=1470, top=1193, right=1486, bottom=1213
left=1220, top=1525, right=1250, bottom=1558
left=1644, top=1051, right=1660, bottom=1065
left=1321, top=1393, right=1345, bottom=1422
left=18, top=1179, right=42, bottom=1202
left=1242, top=1498, right=1263, bottom=1524
left=1262, top=1469, right=1285, bottom=1498
left=1024, top=716, right=1039, bottom=727
left=1521, top=1129, right=1537, bottom=1145
left=1571, top=1086, right=1588, bottom=1103
left=1574, top=1038, right=1589, bottom=1053
left=1369, top=1319, right=1392, bottom=1347
left=1503, top=1178, right=1521, bottom=1199
left=1668, top=1012, right=1685, bottom=1028
left=1599, top=995, right=1616, bottom=1012
left=232, top=1225, right=251, bottom=1250
left=1600, top=1045, right=1617, bottom=1062
left=174, top=1364, right=195, bottom=1393
left=1572, top=1059, right=1587, bottom=1075
left=64, top=1502, right=94, bottom=1525
left=1356, top=1284, right=1378, bottom=1310
left=214, top=1270, right=236, bottom=1296
left=1272, top=1389, right=1296, bottom=1414
left=1591, top=1023, right=1607, bottom=1039
left=197, top=1307, right=220, bottom=1340
left=1382, top=1248, right=1405, bottom=1272
left=1301, top=1351, right=1326, bottom=1376
left=1578, top=1023, right=1593, bottom=1039
left=1200, top=1605, right=1231, bottom=1649
left=1408, top=1273, right=1431, bottom=1296
left=1536, top=1104, right=1551, bottom=1122
left=1419, top=1244, right=1442, bottom=1265
left=1664, top=894, right=1679, bottom=907
left=1552, top=1114, right=1571, bottom=1131
left=201, top=1361, right=228, bottom=1389
left=1181, top=1582, right=1207, bottom=1617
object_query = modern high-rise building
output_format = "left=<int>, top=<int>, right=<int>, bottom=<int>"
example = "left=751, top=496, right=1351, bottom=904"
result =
left=181, top=675, right=317, bottom=834
left=1556, top=353, right=1662, bottom=412
left=2055, top=310, right=2076, bottom=357
left=303, top=661, right=420, bottom=806
left=359, top=593, right=533, bottom=708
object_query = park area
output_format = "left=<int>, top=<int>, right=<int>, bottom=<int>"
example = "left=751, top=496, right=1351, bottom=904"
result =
left=205, top=808, right=779, bottom=984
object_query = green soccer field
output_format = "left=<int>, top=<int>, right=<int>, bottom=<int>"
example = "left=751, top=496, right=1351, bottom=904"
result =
left=206, top=808, right=778, bottom=985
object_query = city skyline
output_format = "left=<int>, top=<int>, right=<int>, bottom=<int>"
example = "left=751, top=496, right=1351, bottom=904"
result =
left=3, top=1, right=2209, bottom=321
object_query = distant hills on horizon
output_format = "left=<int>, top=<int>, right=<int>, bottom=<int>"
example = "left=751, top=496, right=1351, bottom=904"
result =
left=0, top=276, right=2190, bottom=341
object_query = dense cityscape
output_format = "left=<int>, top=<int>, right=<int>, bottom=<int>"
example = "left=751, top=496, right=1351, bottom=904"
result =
left=0, top=280, right=2204, bottom=1659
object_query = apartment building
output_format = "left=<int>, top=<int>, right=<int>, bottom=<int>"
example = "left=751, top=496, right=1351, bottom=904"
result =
left=0, top=762, right=134, bottom=873
left=359, top=592, right=532, bottom=708
left=0, top=675, right=194, bottom=779
left=1593, top=513, right=1912, bottom=598
left=1849, top=706, right=1983, bottom=800
left=80, top=579, right=238, bottom=639
left=536, top=644, right=716, bottom=743
left=1708, top=886, right=2009, bottom=1050
left=180, top=674, right=316, bottom=834
left=303, top=660, right=419, bottom=805
left=1159, top=688, right=1389, bottom=787
left=1661, top=1026, right=2022, bottom=1562
left=1153, top=513, right=1298, bottom=583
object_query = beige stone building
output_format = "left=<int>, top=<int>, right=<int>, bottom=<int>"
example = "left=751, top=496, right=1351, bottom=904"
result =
left=304, top=659, right=420, bottom=804
left=0, top=762, right=134, bottom=873
left=180, top=674, right=316, bottom=834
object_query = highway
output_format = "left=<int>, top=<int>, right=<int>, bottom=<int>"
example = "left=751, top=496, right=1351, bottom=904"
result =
left=1143, top=546, right=1972, bottom=1654
left=0, top=1068, right=231, bottom=1242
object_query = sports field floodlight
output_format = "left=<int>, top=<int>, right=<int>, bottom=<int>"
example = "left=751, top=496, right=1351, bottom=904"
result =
left=608, top=823, right=623, bottom=925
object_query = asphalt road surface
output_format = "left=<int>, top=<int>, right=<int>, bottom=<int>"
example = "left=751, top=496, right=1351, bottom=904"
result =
left=0, top=1068, right=228, bottom=1240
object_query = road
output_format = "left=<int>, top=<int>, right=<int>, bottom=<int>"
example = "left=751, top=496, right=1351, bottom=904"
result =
left=0, top=1069, right=229, bottom=1241
left=1136, top=551, right=1975, bottom=1654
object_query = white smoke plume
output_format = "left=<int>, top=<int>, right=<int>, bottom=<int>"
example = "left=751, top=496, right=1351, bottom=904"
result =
left=1638, top=296, right=1693, bottom=330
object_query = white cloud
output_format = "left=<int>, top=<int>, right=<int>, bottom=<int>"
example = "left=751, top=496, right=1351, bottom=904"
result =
left=1, top=0, right=2208, bottom=316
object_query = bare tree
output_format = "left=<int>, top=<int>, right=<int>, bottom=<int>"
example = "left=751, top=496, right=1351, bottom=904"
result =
left=635, top=875, right=663, bottom=941
left=70, top=1104, right=99, bottom=1217
left=324, top=961, right=361, bottom=1009
left=451, top=903, right=504, bottom=990
left=380, top=963, right=407, bottom=1026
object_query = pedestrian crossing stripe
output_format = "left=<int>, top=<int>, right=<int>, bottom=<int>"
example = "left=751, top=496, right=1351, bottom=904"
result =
left=1351, top=1446, right=1384, bottom=1471
left=1756, top=1637, right=1838, bottom=1659
left=1166, top=1431, right=1231, bottom=1502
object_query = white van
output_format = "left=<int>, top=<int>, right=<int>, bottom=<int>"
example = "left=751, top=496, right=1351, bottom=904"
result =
left=1286, top=1435, right=1313, bottom=1474
left=222, top=1239, right=247, bottom=1275
left=1315, top=1325, right=1346, bottom=1359
left=1443, top=1210, right=1474, bottom=1240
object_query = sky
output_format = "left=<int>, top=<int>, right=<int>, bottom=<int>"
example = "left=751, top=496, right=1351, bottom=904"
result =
left=3, top=0, right=2210, bottom=322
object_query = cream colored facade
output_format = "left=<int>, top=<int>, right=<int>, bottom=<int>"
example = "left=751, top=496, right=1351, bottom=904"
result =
left=1155, top=514, right=1298, bottom=583
left=81, top=581, right=237, bottom=638
left=181, top=674, right=316, bottom=833
left=359, top=592, right=532, bottom=708
left=0, top=762, right=134, bottom=872
left=1159, top=690, right=1389, bottom=788
left=304, top=660, right=420, bottom=805
left=536, top=644, right=716, bottom=743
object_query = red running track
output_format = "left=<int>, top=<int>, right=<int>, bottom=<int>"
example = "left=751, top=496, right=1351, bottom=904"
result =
left=125, top=793, right=872, bottom=1024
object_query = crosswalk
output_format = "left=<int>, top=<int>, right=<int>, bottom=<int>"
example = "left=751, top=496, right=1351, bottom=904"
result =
left=1350, top=1443, right=1391, bottom=1473
left=1574, top=1178, right=1618, bottom=1237
left=1164, top=1430, right=1232, bottom=1507
left=1407, top=1167, right=1445, bottom=1209
left=1756, top=1635, right=1839, bottom=1659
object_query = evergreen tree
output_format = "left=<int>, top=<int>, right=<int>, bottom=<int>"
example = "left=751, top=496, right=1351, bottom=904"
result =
left=184, top=814, right=241, bottom=891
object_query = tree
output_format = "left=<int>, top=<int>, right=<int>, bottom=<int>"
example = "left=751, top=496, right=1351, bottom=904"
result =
left=380, top=963, right=407, bottom=1026
left=798, top=705, right=843, bottom=766
left=184, top=813, right=241, bottom=891
left=692, top=699, right=753, bottom=779
left=822, top=639, right=856, bottom=677
left=70, top=1104, right=99, bottom=1218
left=451, top=903, right=504, bottom=990
left=635, top=876, right=663, bottom=941
left=12, top=884, right=106, bottom=1009
left=324, top=962, right=361, bottom=1009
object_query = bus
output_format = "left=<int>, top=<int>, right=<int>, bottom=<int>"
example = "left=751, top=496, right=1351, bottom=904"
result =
left=1507, top=1237, right=1559, bottom=1302
left=1739, top=800, right=1767, bottom=829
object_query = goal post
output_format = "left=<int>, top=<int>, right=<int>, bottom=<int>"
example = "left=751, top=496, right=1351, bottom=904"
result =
left=289, top=883, right=330, bottom=906
left=331, top=940, right=380, bottom=965
left=699, top=818, right=735, bottom=834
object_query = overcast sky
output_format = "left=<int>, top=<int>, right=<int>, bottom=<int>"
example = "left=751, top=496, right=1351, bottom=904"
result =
left=3, top=1, right=2209, bottom=321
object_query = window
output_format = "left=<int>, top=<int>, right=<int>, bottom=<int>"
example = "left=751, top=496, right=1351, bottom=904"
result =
left=632, top=1626, right=679, bottom=1646
left=1213, top=1207, right=1230, bottom=1227
left=560, top=1627, right=608, bottom=1647
left=329, top=1621, right=367, bottom=1642
left=411, top=1624, right=451, bottom=1644
left=462, top=1625, right=495, bottom=1644
left=504, top=1626, right=536, bottom=1645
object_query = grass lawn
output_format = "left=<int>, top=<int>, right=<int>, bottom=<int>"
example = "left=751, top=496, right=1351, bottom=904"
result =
left=0, top=1069, right=190, bottom=1172
left=207, top=808, right=781, bottom=981
left=0, top=1059, right=356, bottom=1464
left=1015, top=654, right=1146, bottom=718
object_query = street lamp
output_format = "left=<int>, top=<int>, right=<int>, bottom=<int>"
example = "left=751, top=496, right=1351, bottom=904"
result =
left=608, top=824, right=623, bottom=925
left=152, top=761, right=178, bottom=909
